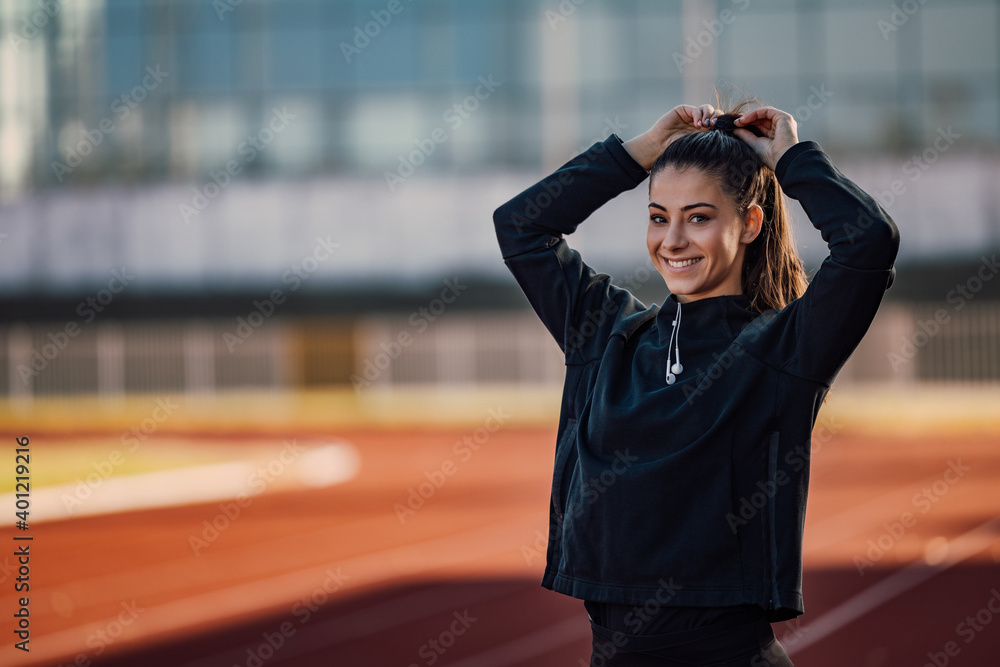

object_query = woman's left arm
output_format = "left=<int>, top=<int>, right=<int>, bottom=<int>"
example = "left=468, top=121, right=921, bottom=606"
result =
left=737, top=108, right=901, bottom=385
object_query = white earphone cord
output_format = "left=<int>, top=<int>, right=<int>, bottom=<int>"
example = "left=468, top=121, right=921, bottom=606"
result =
left=665, top=301, right=683, bottom=384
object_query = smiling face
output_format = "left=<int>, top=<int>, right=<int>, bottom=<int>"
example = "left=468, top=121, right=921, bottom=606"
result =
left=647, top=166, right=763, bottom=303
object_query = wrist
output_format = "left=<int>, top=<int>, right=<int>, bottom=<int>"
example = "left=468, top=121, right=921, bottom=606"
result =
left=623, top=131, right=666, bottom=172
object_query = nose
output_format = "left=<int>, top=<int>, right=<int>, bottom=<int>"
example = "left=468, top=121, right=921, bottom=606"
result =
left=661, top=220, right=687, bottom=252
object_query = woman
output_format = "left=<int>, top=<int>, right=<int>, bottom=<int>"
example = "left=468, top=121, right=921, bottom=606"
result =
left=493, top=102, right=899, bottom=665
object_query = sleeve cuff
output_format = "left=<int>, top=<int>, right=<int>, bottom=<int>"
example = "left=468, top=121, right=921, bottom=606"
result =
left=774, top=141, right=823, bottom=183
left=606, top=134, right=652, bottom=185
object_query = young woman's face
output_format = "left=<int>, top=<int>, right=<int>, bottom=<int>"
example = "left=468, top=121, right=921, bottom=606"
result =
left=646, top=166, right=762, bottom=303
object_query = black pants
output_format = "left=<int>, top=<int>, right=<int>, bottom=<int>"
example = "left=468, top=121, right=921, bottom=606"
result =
left=586, top=601, right=794, bottom=666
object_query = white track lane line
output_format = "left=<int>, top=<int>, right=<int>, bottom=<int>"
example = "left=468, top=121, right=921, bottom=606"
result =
left=412, top=516, right=1000, bottom=667
left=0, top=442, right=360, bottom=525
left=783, top=514, right=1000, bottom=655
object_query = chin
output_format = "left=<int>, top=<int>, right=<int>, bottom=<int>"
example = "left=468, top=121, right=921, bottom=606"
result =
left=661, top=278, right=695, bottom=296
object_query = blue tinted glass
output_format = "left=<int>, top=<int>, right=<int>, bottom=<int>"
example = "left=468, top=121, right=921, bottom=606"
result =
left=452, top=2, right=493, bottom=82
left=106, top=34, right=144, bottom=94
left=341, top=2, right=420, bottom=85
left=105, top=3, right=144, bottom=94
left=353, top=21, right=419, bottom=85
left=177, top=30, right=236, bottom=91
left=267, top=29, right=324, bottom=89
left=266, top=0, right=323, bottom=30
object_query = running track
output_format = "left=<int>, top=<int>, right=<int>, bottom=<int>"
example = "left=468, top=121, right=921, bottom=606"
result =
left=3, top=424, right=999, bottom=666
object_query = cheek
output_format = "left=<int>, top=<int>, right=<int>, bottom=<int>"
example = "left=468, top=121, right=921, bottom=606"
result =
left=719, top=232, right=741, bottom=257
left=725, top=225, right=747, bottom=255
left=702, top=222, right=743, bottom=259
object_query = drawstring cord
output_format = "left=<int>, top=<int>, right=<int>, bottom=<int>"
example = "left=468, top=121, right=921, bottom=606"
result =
left=665, top=300, right=684, bottom=384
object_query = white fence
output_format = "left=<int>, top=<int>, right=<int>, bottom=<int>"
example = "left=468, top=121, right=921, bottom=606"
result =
left=1, top=303, right=998, bottom=399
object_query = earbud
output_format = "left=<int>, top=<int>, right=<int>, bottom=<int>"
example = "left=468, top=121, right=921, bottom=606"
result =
left=665, top=301, right=684, bottom=385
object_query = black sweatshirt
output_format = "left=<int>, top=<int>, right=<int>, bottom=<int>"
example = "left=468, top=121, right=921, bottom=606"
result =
left=492, top=135, right=900, bottom=622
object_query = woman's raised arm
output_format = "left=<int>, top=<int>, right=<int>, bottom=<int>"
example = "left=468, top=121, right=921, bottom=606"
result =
left=492, top=135, right=650, bottom=359
left=741, top=114, right=901, bottom=386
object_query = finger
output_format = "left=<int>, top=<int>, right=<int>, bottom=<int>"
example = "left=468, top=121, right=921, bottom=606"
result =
left=735, top=106, right=779, bottom=126
left=694, top=104, right=717, bottom=128
left=734, top=109, right=761, bottom=126
left=736, top=113, right=779, bottom=138
left=732, top=128, right=761, bottom=148
left=706, top=107, right=722, bottom=127
left=675, top=105, right=696, bottom=124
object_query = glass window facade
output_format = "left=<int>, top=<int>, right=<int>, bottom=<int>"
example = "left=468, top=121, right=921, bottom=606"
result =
left=0, top=0, right=996, bottom=199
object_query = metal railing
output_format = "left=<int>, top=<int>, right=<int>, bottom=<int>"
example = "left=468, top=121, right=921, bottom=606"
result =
left=2, top=303, right=997, bottom=399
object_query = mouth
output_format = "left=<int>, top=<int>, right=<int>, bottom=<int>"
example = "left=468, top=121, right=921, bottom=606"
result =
left=664, top=257, right=703, bottom=269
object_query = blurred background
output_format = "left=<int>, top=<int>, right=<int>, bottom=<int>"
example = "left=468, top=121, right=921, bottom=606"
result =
left=1, top=1, right=999, bottom=666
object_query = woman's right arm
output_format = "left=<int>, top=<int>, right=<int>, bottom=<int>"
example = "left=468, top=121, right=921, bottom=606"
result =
left=492, top=135, right=649, bottom=359
left=493, top=105, right=720, bottom=359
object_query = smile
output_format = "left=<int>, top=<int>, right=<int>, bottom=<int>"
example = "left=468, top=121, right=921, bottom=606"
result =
left=666, top=257, right=702, bottom=268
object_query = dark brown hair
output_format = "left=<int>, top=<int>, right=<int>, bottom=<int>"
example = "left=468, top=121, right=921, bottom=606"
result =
left=649, top=103, right=808, bottom=313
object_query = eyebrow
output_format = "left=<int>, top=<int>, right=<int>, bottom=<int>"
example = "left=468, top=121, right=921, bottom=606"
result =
left=648, top=202, right=718, bottom=212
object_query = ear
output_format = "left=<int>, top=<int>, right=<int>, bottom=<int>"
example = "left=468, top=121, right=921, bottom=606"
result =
left=741, top=204, right=764, bottom=244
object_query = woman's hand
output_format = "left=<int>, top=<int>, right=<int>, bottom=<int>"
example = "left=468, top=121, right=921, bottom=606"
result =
left=733, top=107, right=799, bottom=171
left=623, top=104, right=721, bottom=171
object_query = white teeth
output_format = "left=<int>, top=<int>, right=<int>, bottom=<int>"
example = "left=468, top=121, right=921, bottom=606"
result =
left=667, top=258, right=702, bottom=268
